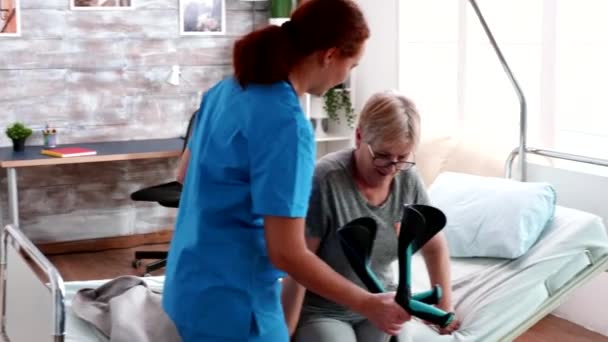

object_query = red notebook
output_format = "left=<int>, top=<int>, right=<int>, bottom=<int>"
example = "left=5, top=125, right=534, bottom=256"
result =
left=41, top=147, right=97, bottom=158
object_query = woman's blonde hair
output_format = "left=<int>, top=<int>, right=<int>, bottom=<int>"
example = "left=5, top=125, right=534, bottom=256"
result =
left=357, top=90, right=421, bottom=148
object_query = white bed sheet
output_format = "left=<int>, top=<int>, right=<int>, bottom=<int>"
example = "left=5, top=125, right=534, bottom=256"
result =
left=62, top=206, right=608, bottom=342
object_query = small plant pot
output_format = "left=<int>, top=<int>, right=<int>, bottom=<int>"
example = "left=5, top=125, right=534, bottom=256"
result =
left=310, top=118, right=317, bottom=131
left=321, top=118, right=329, bottom=133
left=310, top=117, right=329, bottom=137
left=43, top=133, right=57, bottom=148
left=12, top=138, right=26, bottom=152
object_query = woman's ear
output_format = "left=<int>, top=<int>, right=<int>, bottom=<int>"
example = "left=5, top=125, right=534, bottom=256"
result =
left=355, top=127, right=362, bottom=148
left=319, top=47, right=338, bottom=68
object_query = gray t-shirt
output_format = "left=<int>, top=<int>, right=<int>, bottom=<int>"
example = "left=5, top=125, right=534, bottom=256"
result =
left=300, top=148, right=430, bottom=323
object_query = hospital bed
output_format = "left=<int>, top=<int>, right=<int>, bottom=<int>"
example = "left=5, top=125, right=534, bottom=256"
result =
left=3, top=122, right=608, bottom=341
left=2, top=197, right=608, bottom=342
left=3, top=134, right=608, bottom=340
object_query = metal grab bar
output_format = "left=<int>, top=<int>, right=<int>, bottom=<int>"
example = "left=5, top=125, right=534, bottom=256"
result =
left=468, top=0, right=528, bottom=181
left=505, top=147, right=608, bottom=179
left=1, top=224, right=66, bottom=341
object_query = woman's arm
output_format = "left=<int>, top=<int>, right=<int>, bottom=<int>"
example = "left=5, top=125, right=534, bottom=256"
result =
left=266, top=216, right=409, bottom=336
left=176, top=148, right=191, bottom=184
left=421, top=232, right=451, bottom=310
left=281, top=237, right=320, bottom=336
left=421, top=232, right=460, bottom=333
left=393, top=223, right=453, bottom=308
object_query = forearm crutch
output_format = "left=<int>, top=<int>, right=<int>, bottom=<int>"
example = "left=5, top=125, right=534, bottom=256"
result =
left=338, top=217, right=400, bottom=342
left=338, top=206, right=454, bottom=341
left=394, top=204, right=455, bottom=328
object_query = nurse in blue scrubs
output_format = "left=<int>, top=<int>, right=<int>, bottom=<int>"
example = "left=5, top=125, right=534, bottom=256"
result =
left=163, top=0, right=411, bottom=341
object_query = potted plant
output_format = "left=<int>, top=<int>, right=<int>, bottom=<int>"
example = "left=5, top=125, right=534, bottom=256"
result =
left=269, top=0, right=294, bottom=25
left=5, top=122, right=33, bottom=152
left=323, top=84, right=356, bottom=128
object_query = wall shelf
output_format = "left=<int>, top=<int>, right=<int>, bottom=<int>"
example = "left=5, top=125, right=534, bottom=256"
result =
left=315, top=134, right=350, bottom=142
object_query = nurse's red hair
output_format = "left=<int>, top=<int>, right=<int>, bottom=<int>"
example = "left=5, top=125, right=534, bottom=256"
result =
left=233, top=0, right=369, bottom=88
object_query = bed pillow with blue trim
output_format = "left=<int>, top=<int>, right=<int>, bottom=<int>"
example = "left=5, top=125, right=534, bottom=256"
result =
left=428, top=172, right=556, bottom=259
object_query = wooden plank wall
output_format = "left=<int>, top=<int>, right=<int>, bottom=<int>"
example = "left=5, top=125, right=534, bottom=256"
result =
left=0, top=0, right=268, bottom=242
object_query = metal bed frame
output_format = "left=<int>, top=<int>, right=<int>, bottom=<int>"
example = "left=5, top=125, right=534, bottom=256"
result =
left=1, top=224, right=65, bottom=342
left=501, top=254, right=608, bottom=341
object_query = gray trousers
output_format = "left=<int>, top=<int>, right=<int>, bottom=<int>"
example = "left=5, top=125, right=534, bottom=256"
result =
left=294, top=317, right=400, bottom=342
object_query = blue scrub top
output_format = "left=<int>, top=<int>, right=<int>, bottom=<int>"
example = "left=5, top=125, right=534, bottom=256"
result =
left=162, top=77, right=315, bottom=340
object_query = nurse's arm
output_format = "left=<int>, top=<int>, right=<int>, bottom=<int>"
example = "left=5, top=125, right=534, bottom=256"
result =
left=280, top=236, right=320, bottom=336
left=176, top=148, right=191, bottom=184
left=265, top=216, right=374, bottom=321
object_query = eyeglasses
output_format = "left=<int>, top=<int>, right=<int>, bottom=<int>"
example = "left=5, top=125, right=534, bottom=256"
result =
left=367, top=144, right=416, bottom=171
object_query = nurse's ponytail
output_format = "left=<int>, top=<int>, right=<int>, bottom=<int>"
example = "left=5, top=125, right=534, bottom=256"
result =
left=233, top=0, right=369, bottom=88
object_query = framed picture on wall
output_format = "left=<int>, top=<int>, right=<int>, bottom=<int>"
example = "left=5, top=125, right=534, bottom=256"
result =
left=70, top=0, right=134, bottom=10
left=180, top=0, right=226, bottom=36
left=0, top=0, right=21, bottom=37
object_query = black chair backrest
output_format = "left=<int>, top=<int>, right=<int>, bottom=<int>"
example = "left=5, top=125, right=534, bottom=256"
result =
left=130, top=109, right=198, bottom=208
left=182, top=109, right=198, bottom=151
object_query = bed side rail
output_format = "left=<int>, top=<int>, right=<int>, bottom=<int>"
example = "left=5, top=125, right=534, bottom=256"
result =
left=505, top=147, right=608, bottom=179
left=500, top=254, right=608, bottom=341
left=1, top=224, right=66, bottom=342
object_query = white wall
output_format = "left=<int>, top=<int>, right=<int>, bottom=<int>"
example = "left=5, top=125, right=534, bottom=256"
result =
left=355, top=0, right=608, bottom=336
left=355, top=0, right=400, bottom=111
left=0, top=0, right=265, bottom=242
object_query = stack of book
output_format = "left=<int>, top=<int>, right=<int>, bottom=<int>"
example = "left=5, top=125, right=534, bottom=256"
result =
left=40, top=147, right=97, bottom=158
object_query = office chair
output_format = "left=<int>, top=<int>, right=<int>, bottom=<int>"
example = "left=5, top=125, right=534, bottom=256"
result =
left=130, top=110, right=197, bottom=276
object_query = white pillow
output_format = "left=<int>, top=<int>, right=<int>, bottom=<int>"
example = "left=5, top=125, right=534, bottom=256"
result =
left=428, top=172, right=556, bottom=259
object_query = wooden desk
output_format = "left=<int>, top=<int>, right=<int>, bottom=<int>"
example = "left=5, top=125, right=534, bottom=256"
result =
left=0, top=138, right=184, bottom=229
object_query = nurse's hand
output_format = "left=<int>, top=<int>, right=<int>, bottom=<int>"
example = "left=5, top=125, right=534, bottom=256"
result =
left=360, top=292, right=410, bottom=336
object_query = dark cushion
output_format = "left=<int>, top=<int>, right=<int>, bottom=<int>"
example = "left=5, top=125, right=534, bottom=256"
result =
left=131, top=181, right=182, bottom=208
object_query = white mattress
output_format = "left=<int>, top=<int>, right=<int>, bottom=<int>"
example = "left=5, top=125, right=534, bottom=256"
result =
left=62, top=206, right=608, bottom=342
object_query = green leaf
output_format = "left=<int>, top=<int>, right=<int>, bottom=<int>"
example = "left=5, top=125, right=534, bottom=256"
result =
left=323, top=87, right=357, bottom=128
left=5, top=122, right=33, bottom=140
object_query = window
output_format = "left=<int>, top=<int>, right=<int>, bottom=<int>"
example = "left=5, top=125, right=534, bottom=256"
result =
left=399, top=0, right=608, bottom=162
left=555, top=0, right=608, bottom=160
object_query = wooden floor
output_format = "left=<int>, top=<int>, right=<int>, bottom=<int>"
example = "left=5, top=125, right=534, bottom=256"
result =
left=46, top=244, right=608, bottom=342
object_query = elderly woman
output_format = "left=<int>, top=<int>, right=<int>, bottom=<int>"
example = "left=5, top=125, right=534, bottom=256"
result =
left=282, top=91, right=461, bottom=341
